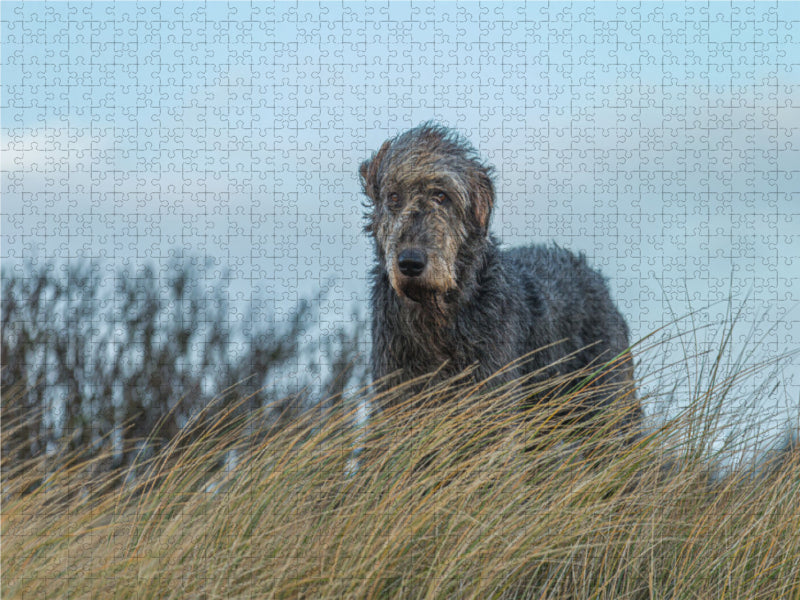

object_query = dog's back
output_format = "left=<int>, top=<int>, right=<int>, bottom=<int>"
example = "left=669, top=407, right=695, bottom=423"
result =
left=502, top=244, right=640, bottom=431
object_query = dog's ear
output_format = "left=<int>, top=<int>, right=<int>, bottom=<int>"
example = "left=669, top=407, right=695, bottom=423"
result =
left=359, top=140, right=391, bottom=202
left=471, top=168, right=494, bottom=233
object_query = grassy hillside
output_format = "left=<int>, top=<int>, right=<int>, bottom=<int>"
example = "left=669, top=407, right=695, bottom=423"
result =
left=3, top=349, right=799, bottom=600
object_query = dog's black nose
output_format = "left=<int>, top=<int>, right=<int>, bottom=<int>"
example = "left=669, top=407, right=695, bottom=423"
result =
left=397, top=249, right=427, bottom=277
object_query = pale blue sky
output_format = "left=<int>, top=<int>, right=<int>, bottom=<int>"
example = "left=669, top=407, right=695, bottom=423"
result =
left=2, top=2, right=798, bottom=426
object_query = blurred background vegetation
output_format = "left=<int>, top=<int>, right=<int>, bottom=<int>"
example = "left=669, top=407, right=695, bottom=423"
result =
left=1, top=259, right=367, bottom=481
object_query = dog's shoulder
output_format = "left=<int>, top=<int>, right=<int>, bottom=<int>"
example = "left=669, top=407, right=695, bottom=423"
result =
left=498, top=242, right=618, bottom=315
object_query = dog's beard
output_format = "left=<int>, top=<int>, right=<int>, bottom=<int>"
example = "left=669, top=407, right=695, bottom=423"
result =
left=399, top=280, right=450, bottom=325
left=401, top=279, right=432, bottom=303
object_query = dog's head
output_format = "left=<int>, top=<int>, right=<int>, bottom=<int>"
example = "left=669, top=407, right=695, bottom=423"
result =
left=359, top=123, right=495, bottom=307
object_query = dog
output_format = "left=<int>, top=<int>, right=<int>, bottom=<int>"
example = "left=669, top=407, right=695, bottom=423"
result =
left=360, top=122, right=641, bottom=436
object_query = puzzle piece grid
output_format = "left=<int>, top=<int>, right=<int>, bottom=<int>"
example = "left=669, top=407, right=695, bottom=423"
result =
left=2, top=3, right=798, bottom=420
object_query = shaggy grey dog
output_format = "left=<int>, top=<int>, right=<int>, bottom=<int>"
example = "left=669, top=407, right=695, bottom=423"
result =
left=360, top=123, right=641, bottom=433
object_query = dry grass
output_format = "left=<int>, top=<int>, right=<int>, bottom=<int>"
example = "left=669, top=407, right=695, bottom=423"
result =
left=3, top=344, right=799, bottom=599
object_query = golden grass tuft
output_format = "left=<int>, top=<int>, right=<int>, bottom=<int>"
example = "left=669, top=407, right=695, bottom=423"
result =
left=3, top=350, right=799, bottom=599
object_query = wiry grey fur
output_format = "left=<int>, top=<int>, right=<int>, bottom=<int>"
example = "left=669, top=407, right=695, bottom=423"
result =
left=360, top=123, right=641, bottom=433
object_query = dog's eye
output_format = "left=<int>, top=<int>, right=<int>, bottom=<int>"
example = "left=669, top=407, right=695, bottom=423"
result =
left=387, top=193, right=402, bottom=208
left=433, top=191, right=449, bottom=205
